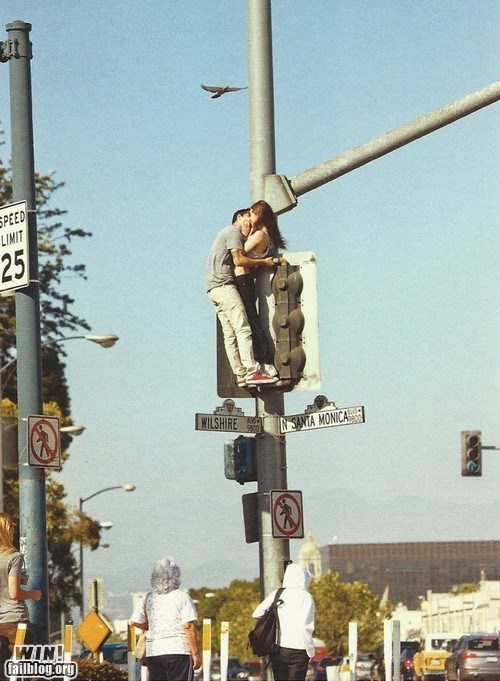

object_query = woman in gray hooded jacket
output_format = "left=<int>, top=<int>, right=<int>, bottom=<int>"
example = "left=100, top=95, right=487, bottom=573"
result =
left=252, top=563, right=315, bottom=680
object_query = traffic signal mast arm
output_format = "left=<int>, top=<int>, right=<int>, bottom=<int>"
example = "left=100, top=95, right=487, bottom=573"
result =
left=264, top=82, right=500, bottom=215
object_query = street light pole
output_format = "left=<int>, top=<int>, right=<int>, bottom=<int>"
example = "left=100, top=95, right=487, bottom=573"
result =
left=78, top=484, right=136, bottom=620
left=3, top=19, right=48, bottom=643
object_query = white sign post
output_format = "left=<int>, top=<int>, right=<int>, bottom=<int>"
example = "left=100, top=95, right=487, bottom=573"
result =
left=0, top=201, right=29, bottom=293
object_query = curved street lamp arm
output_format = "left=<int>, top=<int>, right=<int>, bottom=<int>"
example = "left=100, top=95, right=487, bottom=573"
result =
left=79, top=486, right=124, bottom=507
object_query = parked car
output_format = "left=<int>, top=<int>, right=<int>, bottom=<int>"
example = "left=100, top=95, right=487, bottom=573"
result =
left=244, top=659, right=265, bottom=681
left=400, top=647, right=417, bottom=681
left=413, top=633, right=461, bottom=681
left=355, top=653, right=377, bottom=680
left=373, top=642, right=420, bottom=681
left=314, top=654, right=343, bottom=680
left=210, top=657, right=250, bottom=680
left=445, top=634, right=500, bottom=681
left=78, top=642, right=140, bottom=680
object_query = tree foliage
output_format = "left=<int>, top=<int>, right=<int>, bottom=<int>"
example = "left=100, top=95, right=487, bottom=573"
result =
left=188, top=573, right=391, bottom=662
left=1, top=397, right=103, bottom=632
left=190, top=579, right=260, bottom=661
left=0, top=128, right=99, bottom=628
left=311, top=570, right=391, bottom=654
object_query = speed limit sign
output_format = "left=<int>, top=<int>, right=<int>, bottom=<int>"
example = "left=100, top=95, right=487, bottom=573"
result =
left=0, top=200, right=29, bottom=293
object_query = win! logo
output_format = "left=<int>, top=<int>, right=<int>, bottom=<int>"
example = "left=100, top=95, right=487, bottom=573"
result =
left=5, top=644, right=77, bottom=679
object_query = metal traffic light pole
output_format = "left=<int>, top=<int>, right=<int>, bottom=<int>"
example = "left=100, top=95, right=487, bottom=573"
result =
left=245, top=1, right=499, bottom=600
left=247, top=0, right=290, bottom=599
left=2, top=22, right=49, bottom=642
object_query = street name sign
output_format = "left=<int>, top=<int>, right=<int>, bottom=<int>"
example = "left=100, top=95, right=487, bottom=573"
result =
left=279, top=395, right=365, bottom=434
left=0, top=201, right=29, bottom=293
left=196, top=399, right=263, bottom=434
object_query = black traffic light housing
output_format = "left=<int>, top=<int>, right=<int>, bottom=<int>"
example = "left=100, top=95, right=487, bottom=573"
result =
left=461, top=430, right=482, bottom=476
left=224, top=436, right=257, bottom=484
left=272, top=261, right=306, bottom=382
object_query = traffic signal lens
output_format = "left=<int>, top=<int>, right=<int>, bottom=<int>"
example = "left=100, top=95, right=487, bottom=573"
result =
left=468, top=447, right=479, bottom=461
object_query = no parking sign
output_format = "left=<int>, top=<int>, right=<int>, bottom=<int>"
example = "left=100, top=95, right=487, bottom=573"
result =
left=28, top=415, right=61, bottom=468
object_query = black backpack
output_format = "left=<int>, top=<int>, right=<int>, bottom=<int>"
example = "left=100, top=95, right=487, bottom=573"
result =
left=248, top=587, right=285, bottom=657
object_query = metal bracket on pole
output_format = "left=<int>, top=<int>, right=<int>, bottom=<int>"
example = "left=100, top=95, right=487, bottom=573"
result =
left=0, top=36, right=32, bottom=62
left=264, top=173, right=297, bottom=215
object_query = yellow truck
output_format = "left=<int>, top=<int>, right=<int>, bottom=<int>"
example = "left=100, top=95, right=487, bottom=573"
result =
left=413, top=633, right=461, bottom=681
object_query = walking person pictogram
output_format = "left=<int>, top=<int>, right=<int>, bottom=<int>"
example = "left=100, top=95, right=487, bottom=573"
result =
left=279, top=499, right=293, bottom=529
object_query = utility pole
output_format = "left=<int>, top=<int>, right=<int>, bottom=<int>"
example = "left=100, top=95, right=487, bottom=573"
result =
left=247, top=0, right=290, bottom=598
left=2, top=21, right=49, bottom=643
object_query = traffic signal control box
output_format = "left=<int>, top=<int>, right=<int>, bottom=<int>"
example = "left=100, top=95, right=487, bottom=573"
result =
left=224, top=436, right=257, bottom=484
left=461, top=430, right=482, bottom=476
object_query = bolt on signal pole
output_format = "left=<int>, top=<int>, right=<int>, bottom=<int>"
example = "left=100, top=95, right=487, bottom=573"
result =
left=247, top=0, right=290, bottom=599
left=3, top=21, right=49, bottom=643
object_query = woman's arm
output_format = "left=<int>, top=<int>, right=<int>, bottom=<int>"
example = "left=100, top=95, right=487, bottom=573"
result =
left=231, top=249, right=274, bottom=270
left=244, top=230, right=267, bottom=254
left=8, top=574, right=41, bottom=601
left=130, top=620, right=147, bottom=631
left=183, top=621, right=201, bottom=669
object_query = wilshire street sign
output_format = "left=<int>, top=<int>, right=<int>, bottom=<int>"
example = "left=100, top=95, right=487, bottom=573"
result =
left=195, top=399, right=263, bottom=434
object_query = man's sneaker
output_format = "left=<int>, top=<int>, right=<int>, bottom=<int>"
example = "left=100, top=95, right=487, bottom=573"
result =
left=263, top=363, right=279, bottom=378
left=246, top=370, right=279, bottom=385
left=237, top=376, right=247, bottom=387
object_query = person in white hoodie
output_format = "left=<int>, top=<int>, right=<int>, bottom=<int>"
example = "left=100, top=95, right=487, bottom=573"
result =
left=252, top=563, right=315, bottom=680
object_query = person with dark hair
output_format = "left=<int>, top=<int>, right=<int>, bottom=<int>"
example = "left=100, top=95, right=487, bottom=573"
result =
left=206, top=209, right=278, bottom=387
left=234, top=200, right=287, bottom=378
left=130, top=557, right=200, bottom=681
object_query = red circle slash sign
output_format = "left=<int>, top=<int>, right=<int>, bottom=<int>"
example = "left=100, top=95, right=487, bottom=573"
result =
left=29, top=418, right=59, bottom=465
left=273, top=492, right=303, bottom=537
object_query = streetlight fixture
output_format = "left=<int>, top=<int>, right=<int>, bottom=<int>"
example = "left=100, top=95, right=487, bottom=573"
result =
left=60, top=425, right=86, bottom=436
left=99, top=521, right=113, bottom=530
left=78, top=484, right=136, bottom=619
left=0, top=333, right=119, bottom=375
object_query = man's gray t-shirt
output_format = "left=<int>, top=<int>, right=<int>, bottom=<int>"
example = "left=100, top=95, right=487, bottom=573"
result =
left=0, top=551, right=29, bottom=623
left=205, top=224, right=244, bottom=292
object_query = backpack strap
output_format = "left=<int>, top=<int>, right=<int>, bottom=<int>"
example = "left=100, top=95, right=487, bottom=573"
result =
left=272, top=587, right=285, bottom=648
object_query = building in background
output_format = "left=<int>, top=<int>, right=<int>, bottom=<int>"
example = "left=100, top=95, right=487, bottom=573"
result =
left=321, top=540, right=500, bottom=607
left=420, top=579, right=500, bottom=633
left=298, top=533, right=322, bottom=578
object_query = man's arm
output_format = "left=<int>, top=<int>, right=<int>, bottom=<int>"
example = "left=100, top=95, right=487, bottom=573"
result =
left=231, top=248, right=274, bottom=269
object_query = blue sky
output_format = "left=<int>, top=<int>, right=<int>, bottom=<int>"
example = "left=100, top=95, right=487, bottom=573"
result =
left=0, top=1, right=498, bottom=617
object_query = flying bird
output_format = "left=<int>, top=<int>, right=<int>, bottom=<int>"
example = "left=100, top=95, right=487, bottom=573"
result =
left=201, top=85, right=248, bottom=99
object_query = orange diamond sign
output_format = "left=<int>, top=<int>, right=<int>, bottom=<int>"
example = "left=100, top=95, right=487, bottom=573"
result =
left=77, top=610, right=112, bottom=653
